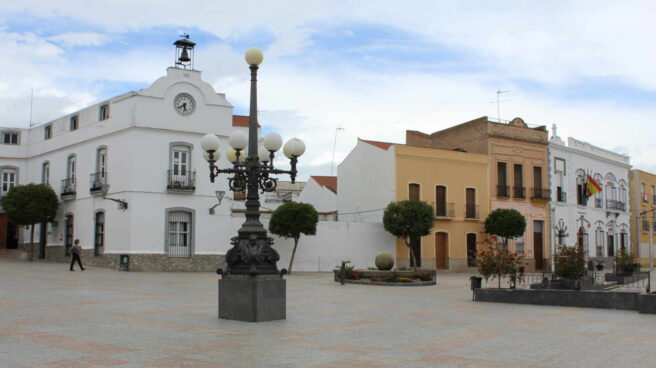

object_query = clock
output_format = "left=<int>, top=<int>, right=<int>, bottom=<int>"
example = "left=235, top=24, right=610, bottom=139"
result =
left=174, top=93, right=195, bottom=115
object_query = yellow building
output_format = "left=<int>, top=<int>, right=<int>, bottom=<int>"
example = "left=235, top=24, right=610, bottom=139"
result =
left=629, top=169, right=656, bottom=266
left=393, top=144, right=489, bottom=271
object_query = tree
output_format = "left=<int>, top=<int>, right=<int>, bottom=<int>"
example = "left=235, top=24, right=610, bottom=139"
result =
left=1, top=184, right=58, bottom=261
left=383, top=201, right=434, bottom=270
left=484, top=208, right=526, bottom=249
left=269, top=202, right=319, bottom=274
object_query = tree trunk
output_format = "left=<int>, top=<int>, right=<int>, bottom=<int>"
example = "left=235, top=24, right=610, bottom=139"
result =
left=406, top=238, right=418, bottom=272
left=29, top=224, right=35, bottom=262
left=288, top=236, right=300, bottom=275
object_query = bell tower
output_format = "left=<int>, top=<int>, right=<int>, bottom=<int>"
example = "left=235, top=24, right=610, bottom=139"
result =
left=173, top=34, right=196, bottom=70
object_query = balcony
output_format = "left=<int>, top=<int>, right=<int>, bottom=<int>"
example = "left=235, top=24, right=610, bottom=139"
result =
left=433, top=202, right=455, bottom=218
left=606, top=200, right=625, bottom=212
left=556, top=190, right=567, bottom=203
left=60, top=177, right=76, bottom=198
left=530, top=188, right=550, bottom=201
left=496, top=185, right=509, bottom=198
left=90, top=172, right=107, bottom=194
left=513, top=186, right=525, bottom=199
left=465, top=204, right=479, bottom=219
left=167, top=170, right=196, bottom=192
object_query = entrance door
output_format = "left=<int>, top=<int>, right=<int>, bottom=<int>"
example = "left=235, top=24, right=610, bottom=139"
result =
left=607, top=234, right=615, bottom=257
left=435, top=232, right=449, bottom=270
left=409, top=236, right=421, bottom=268
left=64, top=215, right=74, bottom=256
left=533, top=221, right=544, bottom=270
left=38, top=222, right=47, bottom=259
left=466, top=233, right=477, bottom=267
left=94, top=212, right=104, bottom=256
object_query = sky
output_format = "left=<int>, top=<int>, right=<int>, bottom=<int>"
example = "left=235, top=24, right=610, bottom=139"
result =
left=1, top=1, right=655, bottom=178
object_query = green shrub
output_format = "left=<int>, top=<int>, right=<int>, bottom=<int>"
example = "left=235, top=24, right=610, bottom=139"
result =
left=554, top=246, right=587, bottom=280
left=615, top=250, right=639, bottom=274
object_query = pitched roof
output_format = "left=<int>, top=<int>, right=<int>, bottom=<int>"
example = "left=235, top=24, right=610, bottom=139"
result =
left=311, top=176, right=337, bottom=194
left=232, top=115, right=249, bottom=127
left=358, top=138, right=395, bottom=150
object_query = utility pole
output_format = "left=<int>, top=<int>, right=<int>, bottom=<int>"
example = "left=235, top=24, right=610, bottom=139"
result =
left=330, top=127, right=344, bottom=176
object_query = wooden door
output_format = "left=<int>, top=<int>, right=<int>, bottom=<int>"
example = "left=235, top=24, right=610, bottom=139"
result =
left=435, top=232, right=449, bottom=270
left=533, top=221, right=544, bottom=270
left=64, top=215, right=73, bottom=256
left=466, top=233, right=477, bottom=267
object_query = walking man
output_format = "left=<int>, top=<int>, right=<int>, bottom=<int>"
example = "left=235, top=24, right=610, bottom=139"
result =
left=70, top=239, right=85, bottom=271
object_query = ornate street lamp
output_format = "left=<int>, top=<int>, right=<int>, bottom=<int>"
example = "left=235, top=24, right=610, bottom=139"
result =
left=201, top=48, right=305, bottom=321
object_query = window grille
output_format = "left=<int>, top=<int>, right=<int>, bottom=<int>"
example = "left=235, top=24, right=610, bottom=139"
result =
left=167, top=211, right=192, bottom=257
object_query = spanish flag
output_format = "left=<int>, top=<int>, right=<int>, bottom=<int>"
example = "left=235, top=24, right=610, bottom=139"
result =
left=585, top=175, right=602, bottom=197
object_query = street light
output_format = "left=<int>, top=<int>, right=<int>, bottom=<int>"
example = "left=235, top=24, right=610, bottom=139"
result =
left=201, top=48, right=305, bottom=321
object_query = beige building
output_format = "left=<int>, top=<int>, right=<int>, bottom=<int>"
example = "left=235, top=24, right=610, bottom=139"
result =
left=407, top=117, right=550, bottom=272
left=630, top=169, right=656, bottom=267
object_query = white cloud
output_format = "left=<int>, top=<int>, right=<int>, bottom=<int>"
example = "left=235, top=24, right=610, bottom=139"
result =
left=48, top=32, right=110, bottom=48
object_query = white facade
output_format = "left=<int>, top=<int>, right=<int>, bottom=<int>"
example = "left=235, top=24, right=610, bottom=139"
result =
left=337, top=139, right=396, bottom=222
left=549, top=126, right=631, bottom=266
left=0, top=63, right=257, bottom=259
left=298, top=176, right=337, bottom=213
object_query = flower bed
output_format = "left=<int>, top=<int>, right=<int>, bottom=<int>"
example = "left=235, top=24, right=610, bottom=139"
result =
left=333, top=269, right=436, bottom=286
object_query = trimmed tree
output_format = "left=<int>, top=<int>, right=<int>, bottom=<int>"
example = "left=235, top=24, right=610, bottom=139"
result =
left=484, top=208, right=526, bottom=249
left=383, top=201, right=434, bottom=270
left=1, top=184, right=59, bottom=261
left=269, top=202, right=319, bottom=274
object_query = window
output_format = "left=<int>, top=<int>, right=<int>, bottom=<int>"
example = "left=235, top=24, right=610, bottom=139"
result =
left=513, top=164, right=524, bottom=198
left=652, top=185, right=656, bottom=205
left=67, top=155, right=76, bottom=179
left=607, top=232, right=615, bottom=257
left=465, top=188, right=477, bottom=219
left=1, top=168, right=17, bottom=196
left=92, top=148, right=107, bottom=190
left=435, top=185, right=446, bottom=216
left=497, top=162, right=507, bottom=196
left=533, top=166, right=543, bottom=199
left=595, top=179, right=603, bottom=208
left=70, top=115, right=79, bottom=131
left=595, top=227, right=604, bottom=257
left=169, top=144, right=195, bottom=190
left=167, top=209, right=193, bottom=257
left=620, top=231, right=627, bottom=251
left=554, top=157, right=566, bottom=174
left=2, top=131, right=19, bottom=144
left=576, top=172, right=586, bottom=206
left=97, top=148, right=107, bottom=174
left=557, top=229, right=566, bottom=247
left=44, top=125, right=52, bottom=140
left=99, top=104, right=109, bottom=121
left=409, top=183, right=420, bottom=201
left=41, top=162, right=49, bottom=185
left=514, top=235, right=524, bottom=254
left=642, top=183, right=647, bottom=203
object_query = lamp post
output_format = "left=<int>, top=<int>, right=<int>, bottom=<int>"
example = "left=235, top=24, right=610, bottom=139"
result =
left=200, top=48, right=305, bottom=321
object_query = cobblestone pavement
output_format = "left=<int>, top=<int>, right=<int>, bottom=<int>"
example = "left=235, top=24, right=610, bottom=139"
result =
left=1, top=259, right=656, bottom=368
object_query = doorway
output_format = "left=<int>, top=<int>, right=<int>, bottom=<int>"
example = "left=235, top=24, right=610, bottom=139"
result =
left=435, top=232, right=449, bottom=270
left=64, top=215, right=74, bottom=256
left=94, top=212, right=104, bottom=256
left=466, top=233, right=477, bottom=267
left=533, top=221, right=544, bottom=270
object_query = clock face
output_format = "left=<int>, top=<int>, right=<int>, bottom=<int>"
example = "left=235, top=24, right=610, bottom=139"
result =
left=174, top=93, right=195, bottom=115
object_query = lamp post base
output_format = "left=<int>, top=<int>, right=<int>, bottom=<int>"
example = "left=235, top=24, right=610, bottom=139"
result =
left=218, top=274, right=286, bottom=322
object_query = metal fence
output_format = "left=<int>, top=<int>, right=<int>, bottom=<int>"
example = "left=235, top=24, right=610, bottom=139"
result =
left=483, top=271, right=651, bottom=293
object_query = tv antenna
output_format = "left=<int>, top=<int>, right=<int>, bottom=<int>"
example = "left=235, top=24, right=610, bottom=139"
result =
left=490, top=89, right=510, bottom=122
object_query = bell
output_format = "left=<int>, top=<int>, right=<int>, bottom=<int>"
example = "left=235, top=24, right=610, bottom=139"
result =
left=179, top=48, right=191, bottom=63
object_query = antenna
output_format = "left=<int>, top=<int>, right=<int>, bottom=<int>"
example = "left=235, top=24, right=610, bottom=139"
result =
left=29, top=88, right=34, bottom=128
left=330, top=127, right=344, bottom=176
left=490, top=89, right=509, bottom=122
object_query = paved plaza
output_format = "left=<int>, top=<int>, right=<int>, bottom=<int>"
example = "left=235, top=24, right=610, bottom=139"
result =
left=1, top=259, right=656, bottom=368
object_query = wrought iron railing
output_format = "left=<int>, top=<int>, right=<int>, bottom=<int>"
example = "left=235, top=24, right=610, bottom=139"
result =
left=465, top=204, right=479, bottom=219
left=513, top=186, right=525, bottom=199
left=433, top=202, right=455, bottom=218
left=89, top=171, right=107, bottom=193
left=530, top=188, right=550, bottom=200
left=497, top=185, right=509, bottom=198
left=606, top=200, right=625, bottom=212
left=167, top=170, right=196, bottom=191
left=557, top=190, right=567, bottom=202
left=60, top=177, right=76, bottom=196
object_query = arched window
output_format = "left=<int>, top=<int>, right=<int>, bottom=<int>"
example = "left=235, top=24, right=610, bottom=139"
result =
left=166, top=208, right=194, bottom=257
left=42, top=161, right=50, bottom=186
left=435, top=185, right=447, bottom=216
left=594, top=174, right=604, bottom=208
left=575, top=169, right=586, bottom=206
left=408, top=183, right=420, bottom=201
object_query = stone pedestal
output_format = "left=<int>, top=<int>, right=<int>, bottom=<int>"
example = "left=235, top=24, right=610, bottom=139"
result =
left=218, top=274, right=286, bottom=322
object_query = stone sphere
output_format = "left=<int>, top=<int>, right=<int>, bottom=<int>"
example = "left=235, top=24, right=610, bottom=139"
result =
left=375, top=252, right=395, bottom=271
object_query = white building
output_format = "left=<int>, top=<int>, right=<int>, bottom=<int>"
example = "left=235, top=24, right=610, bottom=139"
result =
left=549, top=125, right=631, bottom=269
left=298, top=176, right=337, bottom=213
